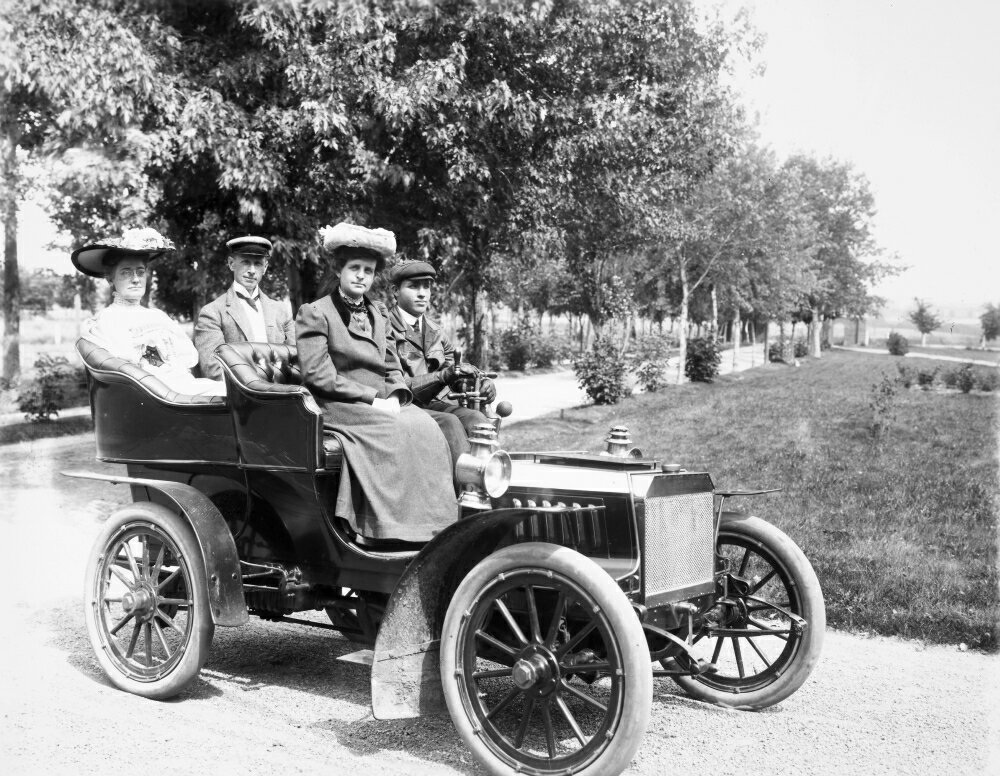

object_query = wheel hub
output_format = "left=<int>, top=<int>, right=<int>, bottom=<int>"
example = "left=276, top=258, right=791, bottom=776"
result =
left=512, top=654, right=549, bottom=689
left=509, top=644, right=560, bottom=697
left=121, top=586, right=155, bottom=620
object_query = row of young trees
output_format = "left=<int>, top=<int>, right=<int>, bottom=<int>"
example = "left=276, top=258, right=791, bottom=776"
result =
left=1, top=0, right=892, bottom=383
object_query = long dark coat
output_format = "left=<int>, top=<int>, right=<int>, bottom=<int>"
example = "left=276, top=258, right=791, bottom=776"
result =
left=296, top=294, right=457, bottom=541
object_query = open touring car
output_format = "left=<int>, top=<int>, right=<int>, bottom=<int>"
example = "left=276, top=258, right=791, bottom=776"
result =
left=68, top=338, right=825, bottom=776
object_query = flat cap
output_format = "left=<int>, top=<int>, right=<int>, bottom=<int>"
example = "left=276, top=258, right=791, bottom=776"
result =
left=71, top=227, right=175, bottom=278
left=389, top=259, right=437, bottom=285
left=226, top=235, right=272, bottom=257
left=319, top=222, right=396, bottom=259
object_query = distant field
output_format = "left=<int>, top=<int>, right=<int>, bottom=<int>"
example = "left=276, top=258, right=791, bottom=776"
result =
left=503, top=350, right=999, bottom=651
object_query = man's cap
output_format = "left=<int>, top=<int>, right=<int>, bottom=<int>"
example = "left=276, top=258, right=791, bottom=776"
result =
left=389, top=259, right=437, bottom=285
left=226, top=235, right=272, bottom=258
left=71, top=227, right=175, bottom=278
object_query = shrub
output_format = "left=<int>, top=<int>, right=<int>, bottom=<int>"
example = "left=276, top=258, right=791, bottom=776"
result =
left=869, top=374, right=898, bottom=442
left=17, top=353, right=76, bottom=422
left=896, top=363, right=914, bottom=388
left=574, top=337, right=628, bottom=405
left=628, top=334, right=672, bottom=392
left=685, top=337, right=722, bottom=383
left=956, top=365, right=977, bottom=393
left=942, top=368, right=960, bottom=389
left=532, top=334, right=573, bottom=368
left=498, top=319, right=535, bottom=371
left=916, top=367, right=939, bottom=389
left=767, top=341, right=783, bottom=363
left=978, top=370, right=999, bottom=392
left=886, top=331, right=909, bottom=356
left=794, top=339, right=808, bottom=358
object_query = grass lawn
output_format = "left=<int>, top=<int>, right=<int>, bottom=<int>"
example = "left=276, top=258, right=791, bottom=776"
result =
left=502, top=349, right=999, bottom=652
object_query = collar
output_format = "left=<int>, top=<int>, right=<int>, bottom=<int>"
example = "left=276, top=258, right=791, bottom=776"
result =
left=231, top=282, right=260, bottom=301
left=397, top=306, right=421, bottom=329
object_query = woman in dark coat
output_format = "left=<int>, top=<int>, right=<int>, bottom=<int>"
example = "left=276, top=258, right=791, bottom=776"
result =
left=296, top=223, right=457, bottom=542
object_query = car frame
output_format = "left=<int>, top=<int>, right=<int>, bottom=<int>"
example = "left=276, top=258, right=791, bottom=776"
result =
left=69, top=338, right=825, bottom=776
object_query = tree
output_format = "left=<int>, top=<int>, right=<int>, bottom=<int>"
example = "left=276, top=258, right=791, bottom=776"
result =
left=979, top=302, right=1000, bottom=347
left=0, top=0, right=173, bottom=380
left=908, top=297, right=942, bottom=346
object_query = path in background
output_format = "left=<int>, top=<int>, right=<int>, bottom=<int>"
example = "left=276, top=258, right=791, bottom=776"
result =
left=835, top=344, right=1000, bottom=368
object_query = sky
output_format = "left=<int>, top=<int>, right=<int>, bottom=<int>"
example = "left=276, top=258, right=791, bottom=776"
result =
left=15, top=0, right=1000, bottom=319
left=734, top=0, right=1000, bottom=318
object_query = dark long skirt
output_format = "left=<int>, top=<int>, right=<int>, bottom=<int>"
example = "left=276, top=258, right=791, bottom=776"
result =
left=324, top=403, right=457, bottom=542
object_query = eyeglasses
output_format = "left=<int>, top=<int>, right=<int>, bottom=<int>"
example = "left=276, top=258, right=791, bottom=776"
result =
left=116, top=267, right=147, bottom=280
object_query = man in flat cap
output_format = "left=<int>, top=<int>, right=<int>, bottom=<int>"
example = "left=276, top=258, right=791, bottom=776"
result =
left=195, top=236, right=295, bottom=379
left=387, top=259, right=495, bottom=433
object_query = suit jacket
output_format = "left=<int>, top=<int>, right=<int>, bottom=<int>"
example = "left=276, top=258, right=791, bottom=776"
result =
left=296, top=294, right=412, bottom=406
left=195, top=287, right=295, bottom=379
left=387, top=304, right=456, bottom=405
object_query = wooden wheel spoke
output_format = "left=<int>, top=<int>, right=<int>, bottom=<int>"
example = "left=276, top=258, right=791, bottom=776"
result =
left=475, top=629, right=519, bottom=659
left=749, top=568, right=778, bottom=595
left=513, top=698, right=535, bottom=749
left=737, top=548, right=752, bottom=576
left=150, top=542, right=166, bottom=584
left=559, top=678, right=608, bottom=713
left=109, top=610, right=136, bottom=636
left=711, top=634, right=725, bottom=663
left=485, top=686, right=522, bottom=721
left=543, top=591, right=567, bottom=649
left=540, top=702, right=557, bottom=759
left=125, top=621, right=141, bottom=658
left=152, top=619, right=172, bottom=660
left=472, top=667, right=513, bottom=680
left=123, top=541, right=141, bottom=580
left=554, top=694, right=588, bottom=746
left=144, top=623, right=153, bottom=667
left=140, top=538, right=151, bottom=581
left=155, top=567, right=181, bottom=592
left=492, top=597, right=528, bottom=646
left=109, top=564, right=133, bottom=587
left=157, top=610, right=184, bottom=634
left=525, top=585, right=542, bottom=644
left=744, top=633, right=772, bottom=667
left=731, top=636, right=746, bottom=678
left=557, top=618, right=598, bottom=659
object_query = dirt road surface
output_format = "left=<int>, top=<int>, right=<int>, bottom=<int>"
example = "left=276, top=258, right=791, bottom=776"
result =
left=2, top=372, right=998, bottom=775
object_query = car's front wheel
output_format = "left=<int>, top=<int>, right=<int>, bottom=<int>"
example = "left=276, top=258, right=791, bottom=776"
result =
left=84, top=503, right=214, bottom=699
left=672, top=514, right=825, bottom=709
left=440, top=542, right=651, bottom=776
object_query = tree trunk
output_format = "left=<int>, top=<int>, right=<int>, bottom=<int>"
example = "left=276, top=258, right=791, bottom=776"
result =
left=710, top=283, right=718, bottom=341
left=731, top=307, right=741, bottom=371
left=2, top=128, right=21, bottom=382
left=920, top=332, right=928, bottom=347
left=676, top=257, right=689, bottom=384
left=810, top=307, right=822, bottom=358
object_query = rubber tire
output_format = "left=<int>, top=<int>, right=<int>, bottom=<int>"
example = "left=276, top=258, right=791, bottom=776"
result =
left=441, top=542, right=652, bottom=776
left=673, top=515, right=825, bottom=710
left=84, top=503, right=214, bottom=700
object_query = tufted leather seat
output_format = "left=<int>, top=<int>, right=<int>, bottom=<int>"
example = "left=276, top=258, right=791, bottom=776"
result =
left=215, top=342, right=342, bottom=470
left=77, top=338, right=227, bottom=406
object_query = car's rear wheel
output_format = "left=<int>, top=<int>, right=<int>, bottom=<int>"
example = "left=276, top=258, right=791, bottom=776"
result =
left=441, top=543, right=651, bottom=776
left=672, top=514, right=825, bottom=709
left=84, top=503, right=214, bottom=699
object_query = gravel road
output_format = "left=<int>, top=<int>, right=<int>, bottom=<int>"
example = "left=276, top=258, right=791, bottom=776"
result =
left=2, top=384, right=998, bottom=775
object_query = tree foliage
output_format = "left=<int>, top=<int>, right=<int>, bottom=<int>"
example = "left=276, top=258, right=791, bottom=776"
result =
left=908, top=297, right=942, bottom=344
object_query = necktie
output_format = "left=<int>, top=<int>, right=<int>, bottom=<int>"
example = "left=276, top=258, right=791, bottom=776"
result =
left=243, top=295, right=258, bottom=312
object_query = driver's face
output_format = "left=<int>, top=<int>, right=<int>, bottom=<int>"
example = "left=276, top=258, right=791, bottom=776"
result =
left=395, top=278, right=432, bottom=317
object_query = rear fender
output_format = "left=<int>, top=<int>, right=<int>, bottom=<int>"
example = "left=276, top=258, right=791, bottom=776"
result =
left=371, top=508, right=542, bottom=720
left=63, top=470, right=248, bottom=627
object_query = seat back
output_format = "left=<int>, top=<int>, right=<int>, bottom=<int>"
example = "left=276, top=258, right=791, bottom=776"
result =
left=76, top=338, right=234, bottom=464
left=215, top=342, right=338, bottom=471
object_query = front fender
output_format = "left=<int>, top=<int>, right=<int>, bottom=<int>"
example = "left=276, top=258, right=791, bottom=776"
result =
left=371, top=507, right=544, bottom=720
left=63, top=470, right=248, bottom=627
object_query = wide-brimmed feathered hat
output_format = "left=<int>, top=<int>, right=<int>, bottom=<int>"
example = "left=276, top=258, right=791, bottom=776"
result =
left=71, top=227, right=176, bottom=278
left=319, top=222, right=396, bottom=272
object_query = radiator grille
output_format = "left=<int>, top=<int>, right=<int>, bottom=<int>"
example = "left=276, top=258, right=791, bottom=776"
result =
left=643, top=492, right=715, bottom=600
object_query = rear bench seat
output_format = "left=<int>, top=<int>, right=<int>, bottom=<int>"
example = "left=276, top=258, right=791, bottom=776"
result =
left=214, top=342, right=342, bottom=471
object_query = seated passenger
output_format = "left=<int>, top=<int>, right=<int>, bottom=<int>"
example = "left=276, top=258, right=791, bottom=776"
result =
left=295, top=222, right=458, bottom=542
left=194, top=235, right=295, bottom=380
left=72, top=227, right=226, bottom=397
left=387, top=259, right=494, bottom=434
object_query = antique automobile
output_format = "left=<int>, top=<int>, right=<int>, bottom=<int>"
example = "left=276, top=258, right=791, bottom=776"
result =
left=69, top=338, right=825, bottom=776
